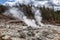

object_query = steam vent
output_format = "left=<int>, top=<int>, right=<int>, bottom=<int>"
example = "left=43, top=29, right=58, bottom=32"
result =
left=0, top=0, right=60, bottom=40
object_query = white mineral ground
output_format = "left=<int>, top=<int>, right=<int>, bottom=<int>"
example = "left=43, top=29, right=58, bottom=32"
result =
left=0, top=0, right=60, bottom=39
left=0, top=17, right=60, bottom=40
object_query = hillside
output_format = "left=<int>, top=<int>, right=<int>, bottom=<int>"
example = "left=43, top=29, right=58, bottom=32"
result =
left=0, top=4, right=60, bottom=40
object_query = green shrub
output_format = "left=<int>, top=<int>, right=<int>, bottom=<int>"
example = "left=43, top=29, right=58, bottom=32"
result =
left=40, top=7, right=60, bottom=24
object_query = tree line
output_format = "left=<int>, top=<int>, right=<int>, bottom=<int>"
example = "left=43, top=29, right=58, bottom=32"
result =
left=0, top=4, right=60, bottom=24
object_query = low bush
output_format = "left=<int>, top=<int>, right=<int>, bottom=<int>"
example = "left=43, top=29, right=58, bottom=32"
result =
left=40, top=7, right=60, bottom=24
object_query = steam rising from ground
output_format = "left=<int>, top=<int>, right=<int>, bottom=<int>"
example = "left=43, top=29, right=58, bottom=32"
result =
left=3, top=5, right=44, bottom=28
left=3, top=7, right=25, bottom=21
left=32, top=7, right=44, bottom=26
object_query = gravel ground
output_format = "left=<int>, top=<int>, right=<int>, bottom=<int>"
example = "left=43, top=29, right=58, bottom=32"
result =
left=0, top=17, right=60, bottom=40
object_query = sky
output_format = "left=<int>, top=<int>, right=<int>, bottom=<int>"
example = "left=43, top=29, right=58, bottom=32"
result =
left=0, top=0, right=15, bottom=4
left=0, top=0, right=60, bottom=11
left=0, top=0, right=60, bottom=6
left=0, top=0, right=49, bottom=4
left=0, top=0, right=7, bottom=4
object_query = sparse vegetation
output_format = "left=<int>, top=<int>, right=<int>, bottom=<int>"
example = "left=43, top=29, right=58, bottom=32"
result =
left=17, top=4, right=34, bottom=19
left=0, top=4, right=8, bottom=13
left=0, top=4, right=60, bottom=24
left=40, top=7, right=60, bottom=24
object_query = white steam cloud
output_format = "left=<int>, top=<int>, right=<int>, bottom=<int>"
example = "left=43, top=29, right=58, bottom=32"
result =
left=3, top=0, right=59, bottom=28
left=32, top=7, right=44, bottom=26
left=3, top=0, right=60, bottom=11
left=3, top=7, right=40, bottom=28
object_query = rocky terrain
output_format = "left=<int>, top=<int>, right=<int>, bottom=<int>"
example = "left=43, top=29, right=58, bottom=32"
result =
left=0, top=0, right=60, bottom=40
left=0, top=15, right=59, bottom=40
